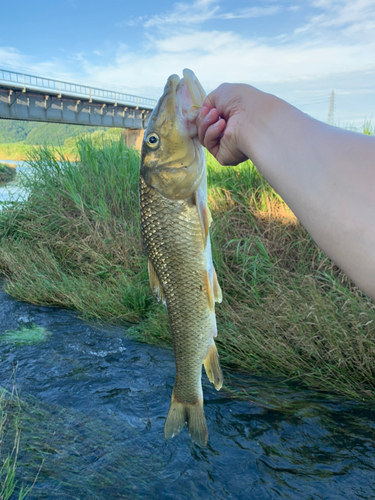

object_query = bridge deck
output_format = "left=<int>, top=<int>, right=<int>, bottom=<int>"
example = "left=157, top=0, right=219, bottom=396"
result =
left=0, top=68, right=156, bottom=129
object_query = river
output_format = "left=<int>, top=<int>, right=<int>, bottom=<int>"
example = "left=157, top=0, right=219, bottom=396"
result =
left=0, top=164, right=375, bottom=499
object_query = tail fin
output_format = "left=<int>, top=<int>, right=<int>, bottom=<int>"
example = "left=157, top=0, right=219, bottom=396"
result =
left=164, top=390, right=208, bottom=447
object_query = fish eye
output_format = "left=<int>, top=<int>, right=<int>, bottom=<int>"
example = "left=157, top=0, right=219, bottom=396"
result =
left=147, top=133, right=160, bottom=148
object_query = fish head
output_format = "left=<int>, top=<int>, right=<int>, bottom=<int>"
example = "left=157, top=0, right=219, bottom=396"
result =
left=140, top=69, right=206, bottom=200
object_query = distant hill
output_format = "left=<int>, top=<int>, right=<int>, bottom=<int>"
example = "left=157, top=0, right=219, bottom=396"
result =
left=0, top=119, right=104, bottom=146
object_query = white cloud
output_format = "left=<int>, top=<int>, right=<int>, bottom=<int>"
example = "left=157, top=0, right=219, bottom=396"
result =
left=75, top=28, right=375, bottom=99
left=302, top=0, right=375, bottom=41
left=143, top=0, right=281, bottom=27
left=144, top=0, right=219, bottom=27
left=218, top=6, right=281, bottom=20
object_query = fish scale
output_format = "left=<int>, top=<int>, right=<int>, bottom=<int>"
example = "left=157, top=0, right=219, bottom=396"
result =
left=139, top=175, right=214, bottom=405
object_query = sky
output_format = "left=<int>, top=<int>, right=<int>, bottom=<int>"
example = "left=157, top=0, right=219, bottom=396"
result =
left=0, top=0, right=374, bottom=126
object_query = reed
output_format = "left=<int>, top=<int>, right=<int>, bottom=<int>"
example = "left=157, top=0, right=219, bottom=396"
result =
left=0, top=136, right=374, bottom=400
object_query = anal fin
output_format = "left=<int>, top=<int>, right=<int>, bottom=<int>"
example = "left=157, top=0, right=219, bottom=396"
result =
left=147, top=258, right=165, bottom=304
left=204, top=341, right=223, bottom=390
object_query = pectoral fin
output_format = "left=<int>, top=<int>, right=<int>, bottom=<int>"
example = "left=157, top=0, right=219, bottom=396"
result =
left=204, top=341, right=223, bottom=391
left=147, top=258, right=165, bottom=304
left=195, top=191, right=212, bottom=248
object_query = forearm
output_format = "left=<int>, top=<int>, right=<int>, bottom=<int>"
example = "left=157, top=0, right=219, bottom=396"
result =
left=241, top=90, right=375, bottom=299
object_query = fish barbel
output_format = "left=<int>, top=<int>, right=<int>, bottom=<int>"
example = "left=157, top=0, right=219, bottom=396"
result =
left=139, top=69, right=223, bottom=447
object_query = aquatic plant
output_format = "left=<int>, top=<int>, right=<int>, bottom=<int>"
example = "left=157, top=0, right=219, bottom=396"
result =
left=1, top=324, right=50, bottom=346
left=0, top=136, right=374, bottom=400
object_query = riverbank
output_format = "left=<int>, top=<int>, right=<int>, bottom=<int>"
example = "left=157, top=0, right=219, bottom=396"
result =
left=0, top=162, right=16, bottom=185
left=0, top=138, right=374, bottom=400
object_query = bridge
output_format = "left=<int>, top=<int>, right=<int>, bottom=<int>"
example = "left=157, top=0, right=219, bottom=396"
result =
left=0, top=68, right=156, bottom=130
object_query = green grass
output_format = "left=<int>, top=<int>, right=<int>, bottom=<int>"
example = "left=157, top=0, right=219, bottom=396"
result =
left=0, top=137, right=374, bottom=400
left=0, top=387, right=36, bottom=499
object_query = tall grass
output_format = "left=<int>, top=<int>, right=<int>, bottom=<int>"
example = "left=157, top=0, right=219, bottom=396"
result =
left=0, top=387, right=35, bottom=499
left=0, top=136, right=374, bottom=400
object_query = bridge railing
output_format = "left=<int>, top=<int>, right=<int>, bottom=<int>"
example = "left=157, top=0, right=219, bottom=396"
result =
left=0, top=68, right=157, bottom=110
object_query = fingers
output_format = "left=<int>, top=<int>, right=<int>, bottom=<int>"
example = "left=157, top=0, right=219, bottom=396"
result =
left=202, top=95, right=215, bottom=111
left=197, top=106, right=225, bottom=146
left=204, top=118, right=226, bottom=152
left=197, top=107, right=216, bottom=144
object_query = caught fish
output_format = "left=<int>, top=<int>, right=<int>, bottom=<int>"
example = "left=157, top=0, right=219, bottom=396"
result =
left=139, top=69, right=223, bottom=447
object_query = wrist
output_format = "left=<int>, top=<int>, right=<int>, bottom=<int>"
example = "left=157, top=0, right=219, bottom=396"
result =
left=237, top=87, right=286, bottom=164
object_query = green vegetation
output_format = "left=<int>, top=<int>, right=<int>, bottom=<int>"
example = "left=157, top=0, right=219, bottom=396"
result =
left=0, top=387, right=35, bottom=499
left=0, top=119, right=123, bottom=160
left=0, top=144, right=35, bottom=161
left=0, top=324, right=50, bottom=346
left=0, top=137, right=374, bottom=401
left=0, top=163, right=16, bottom=185
left=0, top=119, right=104, bottom=147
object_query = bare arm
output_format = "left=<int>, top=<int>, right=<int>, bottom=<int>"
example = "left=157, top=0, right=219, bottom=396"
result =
left=197, top=84, right=375, bottom=299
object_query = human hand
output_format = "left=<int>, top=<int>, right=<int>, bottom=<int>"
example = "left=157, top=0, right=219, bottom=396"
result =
left=196, top=83, right=253, bottom=166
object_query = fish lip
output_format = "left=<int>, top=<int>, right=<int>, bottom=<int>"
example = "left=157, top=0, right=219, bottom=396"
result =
left=182, top=68, right=206, bottom=108
left=165, top=74, right=180, bottom=112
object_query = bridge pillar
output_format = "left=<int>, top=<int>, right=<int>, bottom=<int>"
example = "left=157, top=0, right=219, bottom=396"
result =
left=121, top=129, right=144, bottom=151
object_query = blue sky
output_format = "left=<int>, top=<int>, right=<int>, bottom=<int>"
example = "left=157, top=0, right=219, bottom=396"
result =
left=0, top=0, right=374, bottom=126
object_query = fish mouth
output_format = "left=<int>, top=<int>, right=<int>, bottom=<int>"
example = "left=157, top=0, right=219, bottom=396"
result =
left=149, top=69, right=206, bottom=141
left=165, top=69, right=205, bottom=108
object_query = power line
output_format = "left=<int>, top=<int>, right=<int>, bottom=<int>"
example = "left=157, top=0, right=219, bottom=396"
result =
left=327, top=90, right=335, bottom=125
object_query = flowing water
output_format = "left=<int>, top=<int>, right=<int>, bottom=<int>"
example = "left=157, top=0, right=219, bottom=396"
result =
left=0, top=162, right=375, bottom=499
left=1, top=285, right=375, bottom=500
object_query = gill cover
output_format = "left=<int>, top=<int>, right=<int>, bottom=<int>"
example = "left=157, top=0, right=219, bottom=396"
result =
left=140, top=69, right=206, bottom=201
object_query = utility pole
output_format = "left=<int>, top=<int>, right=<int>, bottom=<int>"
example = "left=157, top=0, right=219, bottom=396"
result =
left=327, top=90, right=335, bottom=125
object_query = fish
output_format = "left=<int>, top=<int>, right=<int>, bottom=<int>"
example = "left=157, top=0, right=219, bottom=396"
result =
left=139, top=69, right=223, bottom=447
